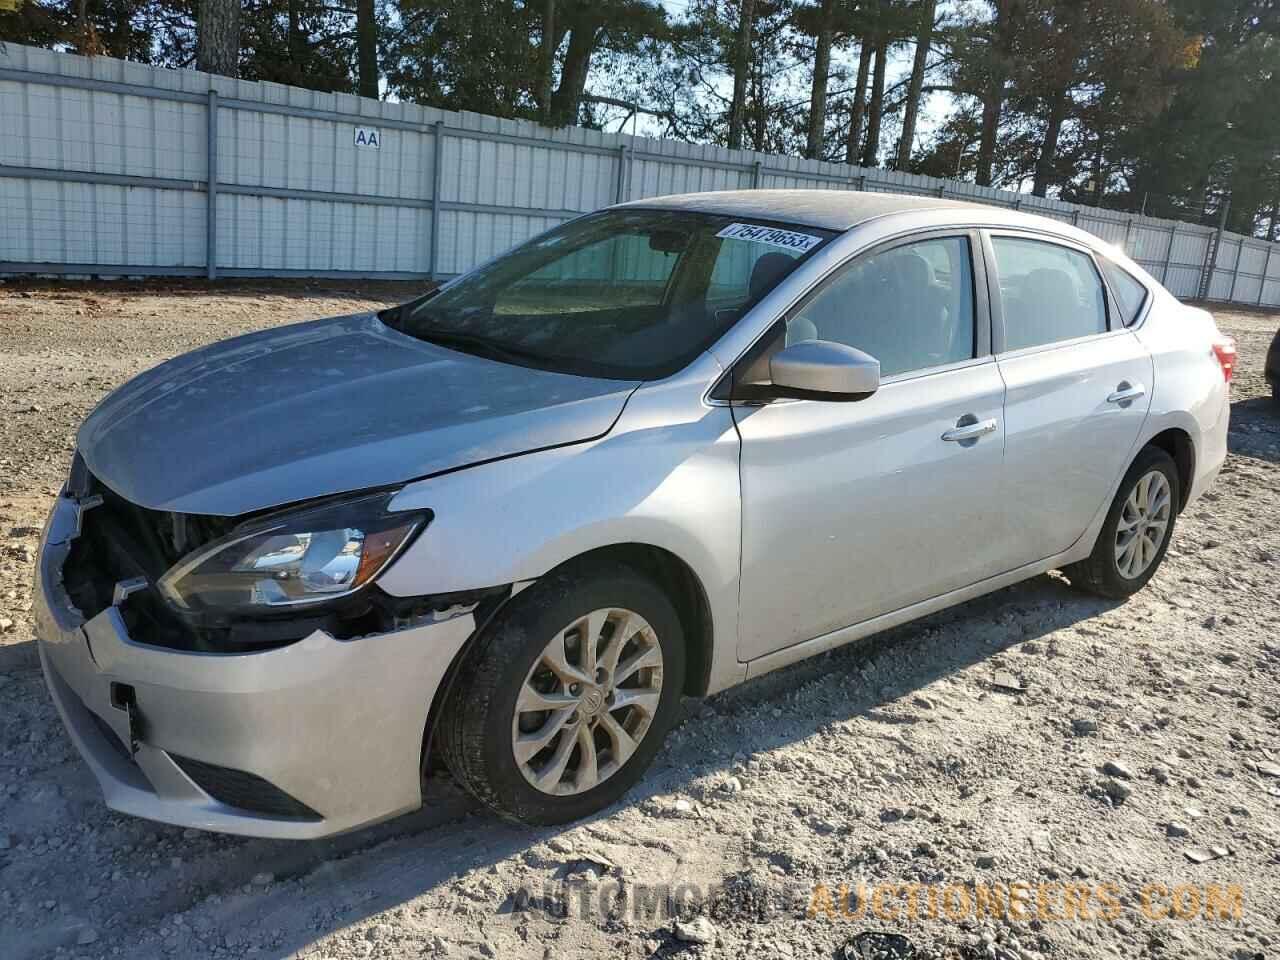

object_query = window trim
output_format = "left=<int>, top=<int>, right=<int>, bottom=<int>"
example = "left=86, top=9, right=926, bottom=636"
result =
left=981, top=229, right=1120, bottom=359
left=711, top=228, right=993, bottom=402
left=1094, top=255, right=1153, bottom=330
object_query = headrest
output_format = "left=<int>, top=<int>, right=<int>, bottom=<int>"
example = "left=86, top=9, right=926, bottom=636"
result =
left=1026, top=268, right=1078, bottom=305
left=748, top=253, right=797, bottom=300
left=886, top=253, right=933, bottom=288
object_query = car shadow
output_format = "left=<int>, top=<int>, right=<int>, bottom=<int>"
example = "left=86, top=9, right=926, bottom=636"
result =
left=1228, top=395, right=1280, bottom=464
left=3, top=565, right=1128, bottom=960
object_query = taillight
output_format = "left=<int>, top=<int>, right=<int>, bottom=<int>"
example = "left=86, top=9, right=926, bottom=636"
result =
left=1212, top=337, right=1237, bottom=383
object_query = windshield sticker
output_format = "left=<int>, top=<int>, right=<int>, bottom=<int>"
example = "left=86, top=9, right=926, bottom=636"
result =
left=716, top=222, right=824, bottom=253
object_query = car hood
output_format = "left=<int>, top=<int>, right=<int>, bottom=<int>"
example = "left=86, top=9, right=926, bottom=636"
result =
left=78, top=313, right=639, bottom=516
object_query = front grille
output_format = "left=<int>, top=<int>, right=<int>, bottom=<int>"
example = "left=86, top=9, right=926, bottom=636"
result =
left=62, top=468, right=240, bottom=651
left=68, top=471, right=238, bottom=607
left=60, top=458, right=398, bottom=650
left=171, top=755, right=322, bottom=821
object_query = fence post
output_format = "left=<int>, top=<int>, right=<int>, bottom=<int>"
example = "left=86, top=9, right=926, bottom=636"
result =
left=1259, top=243, right=1274, bottom=307
left=428, top=120, right=444, bottom=280
left=751, top=160, right=762, bottom=188
left=206, top=89, right=218, bottom=281
left=1162, top=223, right=1176, bottom=284
left=1228, top=240, right=1243, bottom=303
left=1123, top=219, right=1134, bottom=255
left=615, top=146, right=629, bottom=203
left=1197, top=200, right=1229, bottom=300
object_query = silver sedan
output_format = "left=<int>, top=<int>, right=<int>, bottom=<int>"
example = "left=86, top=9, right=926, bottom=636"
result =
left=34, top=190, right=1233, bottom=837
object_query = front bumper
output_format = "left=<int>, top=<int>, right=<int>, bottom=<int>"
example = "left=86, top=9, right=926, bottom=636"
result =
left=34, top=491, right=475, bottom=839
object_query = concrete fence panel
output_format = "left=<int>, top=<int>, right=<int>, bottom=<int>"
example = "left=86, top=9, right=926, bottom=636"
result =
left=1, top=42, right=1276, bottom=308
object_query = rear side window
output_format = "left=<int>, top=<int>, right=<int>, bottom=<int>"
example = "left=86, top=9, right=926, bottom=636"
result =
left=1099, top=259, right=1149, bottom=327
left=991, top=237, right=1108, bottom=351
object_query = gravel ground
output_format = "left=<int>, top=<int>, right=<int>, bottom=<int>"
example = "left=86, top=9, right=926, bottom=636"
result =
left=0, top=282, right=1277, bottom=960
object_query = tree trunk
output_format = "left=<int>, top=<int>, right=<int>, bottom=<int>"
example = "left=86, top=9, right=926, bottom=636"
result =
left=975, top=94, right=1001, bottom=187
left=196, top=0, right=240, bottom=78
left=895, top=0, right=937, bottom=170
left=728, top=0, right=756, bottom=150
left=975, top=0, right=1020, bottom=187
left=1031, top=0, right=1085, bottom=197
left=108, top=0, right=132, bottom=58
left=1031, top=85, right=1070, bottom=197
left=752, top=53, right=766, bottom=150
left=805, top=0, right=836, bottom=159
left=356, top=0, right=379, bottom=99
left=539, top=0, right=557, bottom=123
left=861, top=34, right=888, bottom=168
left=846, top=40, right=873, bottom=164
left=287, top=0, right=304, bottom=65
left=549, top=25, right=597, bottom=126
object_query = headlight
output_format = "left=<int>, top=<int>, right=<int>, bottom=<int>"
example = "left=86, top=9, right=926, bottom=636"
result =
left=157, top=492, right=428, bottom=614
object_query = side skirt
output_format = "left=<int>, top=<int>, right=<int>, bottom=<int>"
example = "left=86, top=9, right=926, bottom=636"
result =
left=742, top=547, right=1083, bottom=681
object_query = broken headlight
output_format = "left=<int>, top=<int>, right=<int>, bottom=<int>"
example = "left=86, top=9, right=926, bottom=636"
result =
left=157, top=492, right=428, bottom=615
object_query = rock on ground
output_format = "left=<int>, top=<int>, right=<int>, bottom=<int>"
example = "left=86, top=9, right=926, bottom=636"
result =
left=0, top=288, right=1277, bottom=960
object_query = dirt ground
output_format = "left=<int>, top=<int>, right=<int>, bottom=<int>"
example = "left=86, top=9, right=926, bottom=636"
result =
left=0, top=281, right=1277, bottom=960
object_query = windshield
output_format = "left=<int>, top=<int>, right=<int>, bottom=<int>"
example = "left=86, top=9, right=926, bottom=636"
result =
left=386, top=209, right=835, bottom=380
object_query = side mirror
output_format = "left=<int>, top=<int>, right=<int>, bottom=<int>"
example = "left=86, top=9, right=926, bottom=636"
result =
left=768, top=340, right=880, bottom=401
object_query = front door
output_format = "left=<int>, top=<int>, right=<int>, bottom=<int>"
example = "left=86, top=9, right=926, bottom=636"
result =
left=733, top=233, right=1008, bottom=662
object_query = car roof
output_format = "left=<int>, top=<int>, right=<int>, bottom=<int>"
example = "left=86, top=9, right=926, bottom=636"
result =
left=615, top=188, right=1056, bottom=235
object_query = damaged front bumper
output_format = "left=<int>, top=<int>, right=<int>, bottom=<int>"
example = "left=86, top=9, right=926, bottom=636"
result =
left=34, top=490, right=476, bottom=839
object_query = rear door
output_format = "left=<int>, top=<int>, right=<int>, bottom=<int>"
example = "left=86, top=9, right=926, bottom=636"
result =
left=986, top=231, right=1153, bottom=566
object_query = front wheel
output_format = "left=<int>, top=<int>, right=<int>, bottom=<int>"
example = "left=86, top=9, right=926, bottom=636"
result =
left=439, top=563, right=685, bottom=825
left=1064, top=445, right=1180, bottom=599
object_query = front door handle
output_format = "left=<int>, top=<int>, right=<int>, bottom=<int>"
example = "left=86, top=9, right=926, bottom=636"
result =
left=941, top=417, right=998, bottom=442
left=1106, top=382, right=1146, bottom=405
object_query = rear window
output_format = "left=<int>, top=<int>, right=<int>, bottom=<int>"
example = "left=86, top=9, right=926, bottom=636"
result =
left=1099, top=259, right=1149, bottom=327
left=991, top=237, right=1108, bottom=351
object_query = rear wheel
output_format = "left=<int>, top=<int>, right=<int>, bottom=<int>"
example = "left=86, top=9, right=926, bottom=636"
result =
left=1064, top=445, right=1180, bottom=599
left=439, top=563, right=684, bottom=825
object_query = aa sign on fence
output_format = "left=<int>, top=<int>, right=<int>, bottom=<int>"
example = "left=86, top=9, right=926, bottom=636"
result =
left=354, top=127, right=381, bottom=149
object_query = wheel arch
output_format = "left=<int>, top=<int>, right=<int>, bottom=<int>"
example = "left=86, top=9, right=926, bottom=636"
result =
left=555, top=543, right=716, bottom=699
left=1143, top=426, right=1195, bottom=511
left=418, top=540, right=717, bottom=783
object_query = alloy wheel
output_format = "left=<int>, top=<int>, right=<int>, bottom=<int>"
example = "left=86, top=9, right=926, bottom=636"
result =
left=1114, top=470, right=1172, bottom=580
left=512, top=608, right=664, bottom=796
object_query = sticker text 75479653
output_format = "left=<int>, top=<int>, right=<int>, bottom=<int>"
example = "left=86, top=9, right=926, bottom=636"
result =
left=715, top=222, right=824, bottom=253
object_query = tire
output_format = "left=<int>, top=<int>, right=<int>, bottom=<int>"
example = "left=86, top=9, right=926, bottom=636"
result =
left=1064, top=445, right=1180, bottom=599
left=439, top=562, right=685, bottom=825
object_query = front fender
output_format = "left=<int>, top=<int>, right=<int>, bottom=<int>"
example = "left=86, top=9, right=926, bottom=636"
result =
left=378, top=367, right=747, bottom=694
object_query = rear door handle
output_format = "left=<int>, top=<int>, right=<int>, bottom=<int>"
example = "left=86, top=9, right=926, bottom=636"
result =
left=1106, top=382, right=1146, bottom=405
left=941, top=418, right=998, bottom=442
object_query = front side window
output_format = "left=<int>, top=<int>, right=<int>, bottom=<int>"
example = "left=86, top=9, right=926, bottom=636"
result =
left=1099, top=258, right=1149, bottom=327
left=991, top=237, right=1108, bottom=351
left=388, top=210, right=834, bottom=380
left=785, top=235, right=977, bottom=378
